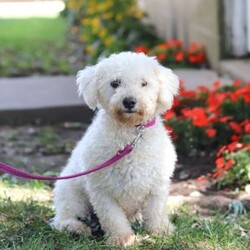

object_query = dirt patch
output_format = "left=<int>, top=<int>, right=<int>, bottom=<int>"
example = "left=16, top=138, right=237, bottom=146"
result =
left=0, top=123, right=87, bottom=174
left=0, top=123, right=213, bottom=178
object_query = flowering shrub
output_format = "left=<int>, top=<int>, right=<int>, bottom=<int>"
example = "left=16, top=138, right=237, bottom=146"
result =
left=163, top=81, right=250, bottom=188
left=164, top=81, right=250, bottom=154
left=135, top=39, right=206, bottom=68
left=66, top=0, right=159, bottom=62
left=213, top=142, right=250, bottom=188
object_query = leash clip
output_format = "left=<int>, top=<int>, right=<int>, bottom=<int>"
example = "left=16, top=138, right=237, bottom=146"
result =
left=131, top=125, right=144, bottom=148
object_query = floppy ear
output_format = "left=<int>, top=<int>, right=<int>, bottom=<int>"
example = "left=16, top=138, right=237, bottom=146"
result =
left=76, top=66, right=98, bottom=110
left=157, top=65, right=179, bottom=111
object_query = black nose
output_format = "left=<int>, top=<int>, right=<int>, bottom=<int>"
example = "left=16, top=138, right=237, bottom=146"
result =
left=123, top=97, right=137, bottom=109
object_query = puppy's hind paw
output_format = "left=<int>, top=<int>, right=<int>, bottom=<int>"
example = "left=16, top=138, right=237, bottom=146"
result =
left=50, top=218, right=91, bottom=235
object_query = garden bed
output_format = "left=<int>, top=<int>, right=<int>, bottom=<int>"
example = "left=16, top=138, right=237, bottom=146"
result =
left=0, top=123, right=249, bottom=208
left=0, top=123, right=213, bottom=180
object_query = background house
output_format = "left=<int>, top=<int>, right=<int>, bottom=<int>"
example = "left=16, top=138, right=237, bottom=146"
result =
left=138, top=0, right=250, bottom=80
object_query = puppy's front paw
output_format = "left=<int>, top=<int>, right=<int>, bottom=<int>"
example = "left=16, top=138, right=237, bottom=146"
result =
left=51, top=218, right=91, bottom=235
left=107, top=233, right=136, bottom=247
left=146, top=220, right=175, bottom=236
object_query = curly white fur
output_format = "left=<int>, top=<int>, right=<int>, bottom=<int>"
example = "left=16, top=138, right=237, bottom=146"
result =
left=51, top=52, right=179, bottom=247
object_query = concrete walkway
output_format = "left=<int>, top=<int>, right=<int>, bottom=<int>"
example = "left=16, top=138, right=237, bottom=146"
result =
left=0, top=76, right=93, bottom=124
left=219, top=59, right=250, bottom=83
left=0, top=70, right=232, bottom=124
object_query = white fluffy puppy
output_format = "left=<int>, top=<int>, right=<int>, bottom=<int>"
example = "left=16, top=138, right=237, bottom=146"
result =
left=52, top=52, right=179, bottom=246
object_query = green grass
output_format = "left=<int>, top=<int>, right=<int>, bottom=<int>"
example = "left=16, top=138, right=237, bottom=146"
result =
left=0, top=180, right=249, bottom=250
left=0, top=17, right=66, bottom=43
left=0, top=17, right=72, bottom=76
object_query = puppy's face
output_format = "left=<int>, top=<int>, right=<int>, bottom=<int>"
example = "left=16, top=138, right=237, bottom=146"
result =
left=77, top=52, right=179, bottom=126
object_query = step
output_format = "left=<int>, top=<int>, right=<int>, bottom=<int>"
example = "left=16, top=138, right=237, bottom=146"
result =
left=0, top=70, right=232, bottom=124
left=0, top=76, right=93, bottom=124
left=219, top=59, right=250, bottom=83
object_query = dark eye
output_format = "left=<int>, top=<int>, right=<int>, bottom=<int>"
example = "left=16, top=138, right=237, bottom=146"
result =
left=110, top=79, right=121, bottom=88
left=141, top=80, right=148, bottom=87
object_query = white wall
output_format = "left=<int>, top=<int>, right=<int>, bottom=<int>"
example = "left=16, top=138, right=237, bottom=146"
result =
left=223, top=0, right=248, bottom=57
left=138, top=0, right=221, bottom=68
left=246, top=0, right=250, bottom=52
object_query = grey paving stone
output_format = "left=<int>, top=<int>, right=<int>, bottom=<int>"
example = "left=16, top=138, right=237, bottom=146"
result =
left=0, top=76, right=80, bottom=109
left=0, top=76, right=93, bottom=124
left=0, top=70, right=233, bottom=124
left=219, top=59, right=250, bottom=83
left=174, top=69, right=232, bottom=89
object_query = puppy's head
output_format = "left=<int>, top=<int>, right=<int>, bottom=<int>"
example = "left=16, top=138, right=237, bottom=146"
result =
left=77, top=52, right=179, bottom=126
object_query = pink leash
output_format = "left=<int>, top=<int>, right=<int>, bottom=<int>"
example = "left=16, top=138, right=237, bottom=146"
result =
left=0, top=118, right=156, bottom=181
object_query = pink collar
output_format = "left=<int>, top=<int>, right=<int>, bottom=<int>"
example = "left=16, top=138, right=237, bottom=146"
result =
left=140, top=117, right=156, bottom=128
left=0, top=118, right=157, bottom=181
left=132, top=117, right=156, bottom=147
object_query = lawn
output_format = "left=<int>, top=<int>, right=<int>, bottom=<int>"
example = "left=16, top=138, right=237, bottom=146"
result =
left=0, top=17, right=73, bottom=76
left=0, top=179, right=249, bottom=250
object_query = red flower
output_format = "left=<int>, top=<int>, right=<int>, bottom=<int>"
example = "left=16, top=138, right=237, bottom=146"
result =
left=216, top=157, right=225, bottom=169
left=180, top=90, right=196, bottom=98
left=188, top=55, right=197, bottom=64
left=188, top=42, right=203, bottom=52
left=172, top=98, right=180, bottom=108
left=213, top=157, right=234, bottom=177
left=213, top=80, right=220, bottom=89
left=216, top=145, right=227, bottom=157
left=134, top=46, right=149, bottom=54
left=231, top=135, right=239, bottom=141
left=224, top=159, right=234, bottom=171
left=197, top=86, right=209, bottom=92
left=229, top=122, right=242, bottom=134
left=240, top=119, right=249, bottom=126
left=157, top=53, right=167, bottom=61
left=212, top=169, right=224, bottom=178
left=208, top=112, right=220, bottom=123
left=205, top=128, right=217, bottom=138
left=229, top=92, right=238, bottom=102
left=244, top=92, right=250, bottom=103
left=233, top=80, right=241, bottom=87
left=165, top=125, right=177, bottom=139
left=220, top=116, right=232, bottom=122
left=196, top=52, right=205, bottom=63
left=245, top=123, right=250, bottom=133
left=163, top=110, right=175, bottom=120
left=175, top=51, right=184, bottom=62
left=235, top=84, right=250, bottom=103
left=182, top=107, right=210, bottom=127
left=206, top=93, right=227, bottom=112
left=227, top=141, right=240, bottom=152
left=165, top=125, right=172, bottom=132
left=167, top=38, right=182, bottom=48
left=187, top=43, right=205, bottom=64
